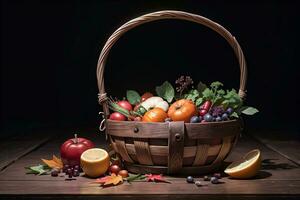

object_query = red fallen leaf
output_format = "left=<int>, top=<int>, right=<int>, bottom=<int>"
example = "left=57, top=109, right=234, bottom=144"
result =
left=94, top=176, right=112, bottom=184
left=145, top=174, right=170, bottom=183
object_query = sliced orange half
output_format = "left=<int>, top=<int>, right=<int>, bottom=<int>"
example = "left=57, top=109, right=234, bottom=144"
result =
left=224, top=149, right=261, bottom=179
left=80, top=148, right=110, bottom=178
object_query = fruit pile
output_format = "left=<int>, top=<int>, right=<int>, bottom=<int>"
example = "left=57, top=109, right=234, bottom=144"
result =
left=107, top=76, right=258, bottom=123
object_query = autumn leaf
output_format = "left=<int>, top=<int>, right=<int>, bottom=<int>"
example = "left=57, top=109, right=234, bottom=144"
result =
left=94, top=173, right=123, bottom=187
left=145, top=174, right=170, bottom=183
left=94, top=176, right=112, bottom=184
left=41, top=155, right=63, bottom=169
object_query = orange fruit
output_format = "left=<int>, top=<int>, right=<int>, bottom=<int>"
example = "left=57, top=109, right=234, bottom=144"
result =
left=80, top=148, right=110, bottom=178
left=224, top=149, right=261, bottom=179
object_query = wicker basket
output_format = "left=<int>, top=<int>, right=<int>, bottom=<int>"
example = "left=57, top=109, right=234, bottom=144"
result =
left=96, top=10, right=247, bottom=175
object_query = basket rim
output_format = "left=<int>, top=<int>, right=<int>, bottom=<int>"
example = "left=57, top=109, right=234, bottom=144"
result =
left=106, top=118, right=239, bottom=125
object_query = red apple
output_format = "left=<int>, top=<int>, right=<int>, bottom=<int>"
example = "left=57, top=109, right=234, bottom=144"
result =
left=109, top=112, right=126, bottom=121
left=117, top=100, right=132, bottom=111
left=60, top=134, right=94, bottom=166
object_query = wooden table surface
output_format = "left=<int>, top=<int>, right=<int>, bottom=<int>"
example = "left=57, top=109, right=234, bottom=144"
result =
left=0, top=129, right=299, bottom=199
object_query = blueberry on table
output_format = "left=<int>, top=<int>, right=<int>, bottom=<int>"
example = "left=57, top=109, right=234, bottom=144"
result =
left=203, top=175, right=210, bottom=181
left=195, top=181, right=202, bottom=186
left=190, top=116, right=200, bottom=123
left=213, top=173, right=221, bottom=179
left=74, top=165, right=80, bottom=170
left=210, top=177, right=219, bottom=184
left=186, top=176, right=194, bottom=183
left=204, top=113, right=213, bottom=122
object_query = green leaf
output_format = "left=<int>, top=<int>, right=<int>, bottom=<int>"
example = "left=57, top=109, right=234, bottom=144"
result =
left=210, top=81, right=223, bottom=90
left=126, top=90, right=140, bottom=105
left=184, top=89, right=199, bottom=102
left=25, top=164, right=50, bottom=175
left=231, top=112, right=239, bottom=118
left=202, top=88, right=214, bottom=100
left=240, top=106, right=259, bottom=115
left=155, top=81, right=175, bottom=103
left=197, top=81, right=207, bottom=93
left=195, top=97, right=203, bottom=106
left=125, top=174, right=146, bottom=182
left=222, top=89, right=242, bottom=109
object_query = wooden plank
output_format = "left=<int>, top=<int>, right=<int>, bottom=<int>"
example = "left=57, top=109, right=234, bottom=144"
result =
left=251, top=131, right=300, bottom=165
left=0, top=134, right=51, bottom=172
left=168, top=122, right=184, bottom=174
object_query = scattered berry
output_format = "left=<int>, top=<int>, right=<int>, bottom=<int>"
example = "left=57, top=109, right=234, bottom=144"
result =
left=109, top=165, right=121, bottom=174
left=221, top=113, right=229, bottom=121
left=213, top=173, right=221, bottom=179
left=51, top=169, right=59, bottom=177
left=118, top=170, right=129, bottom=178
left=210, top=177, right=219, bottom=184
left=186, top=176, right=194, bottom=183
left=226, top=107, right=233, bottom=115
left=203, top=175, right=210, bottom=181
left=204, top=113, right=213, bottom=122
left=190, top=116, right=200, bottom=123
left=73, top=169, right=80, bottom=177
left=215, top=116, right=222, bottom=122
left=66, top=168, right=72, bottom=175
left=195, top=181, right=202, bottom=187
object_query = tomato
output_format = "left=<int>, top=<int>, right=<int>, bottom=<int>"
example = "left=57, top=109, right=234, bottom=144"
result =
left=141, top=92, right=153, bottom=102
left=142, top=107, right=167, bottom=122
left=168, top=99, right=197, bottom=122
left=118, top=170, right=129, bottom=178
left=109, top=164, right=121, bottom=174
left=118, top=100, right=132, bottom=111
left=109, top=112, right=126, bottom=121
left=202, top=100, right=212, bottom=111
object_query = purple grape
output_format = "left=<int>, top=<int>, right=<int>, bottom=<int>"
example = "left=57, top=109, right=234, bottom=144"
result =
left=226, top=107, right=233, bottom=115
left=190, top=116, right=200, bottom=123
left=66, top=168, right=72, bottom=175
left=73, top=169, right=80, bottom=177
left=51, top=169, right=59, bottom=177
left=210, top=106, right=225, bottom=117
left=222, top=113, right=229, bottom=121
left=204, top=113, right=213, bottom=122
left=74, top=165, right=80, bottom=171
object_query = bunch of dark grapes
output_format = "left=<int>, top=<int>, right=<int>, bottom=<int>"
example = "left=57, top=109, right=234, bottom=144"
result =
left=175, top=76, right=194, bottom=96
left=210, top=106, right=225, bottom=117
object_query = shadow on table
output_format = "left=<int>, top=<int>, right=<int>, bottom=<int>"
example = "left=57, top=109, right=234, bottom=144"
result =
left=262, top=159, right=298, bottom=170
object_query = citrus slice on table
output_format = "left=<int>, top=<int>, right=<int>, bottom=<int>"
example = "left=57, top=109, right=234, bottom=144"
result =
left=224, top=149, right=261, bottom=179
left=80, top=148, right=110, bottom=178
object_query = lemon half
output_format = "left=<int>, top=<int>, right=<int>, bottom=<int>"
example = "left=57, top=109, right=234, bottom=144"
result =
left=80, top=148, right=110, bottom=178
left=224, top=149, right=261, bottom=179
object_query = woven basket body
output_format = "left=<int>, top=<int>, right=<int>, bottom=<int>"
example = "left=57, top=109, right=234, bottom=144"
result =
left=97, top=10, right=247, bottom=175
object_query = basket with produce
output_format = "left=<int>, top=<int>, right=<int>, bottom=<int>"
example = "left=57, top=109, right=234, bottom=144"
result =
left=96, top=10, right=258, bottom=175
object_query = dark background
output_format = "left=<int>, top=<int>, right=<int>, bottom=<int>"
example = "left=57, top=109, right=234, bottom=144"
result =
left=1, top=1, right=299, bottom=137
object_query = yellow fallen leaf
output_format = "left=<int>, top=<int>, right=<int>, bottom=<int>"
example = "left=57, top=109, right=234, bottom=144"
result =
left=41, top=155, right=63, bottom=169
left=52, top=155, right=63, bottom=167
left=103, top=173, right=123, bottom=186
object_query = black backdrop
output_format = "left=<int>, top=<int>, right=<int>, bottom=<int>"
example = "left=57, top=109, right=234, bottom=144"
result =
left=1, top=1, right=299, bottom=137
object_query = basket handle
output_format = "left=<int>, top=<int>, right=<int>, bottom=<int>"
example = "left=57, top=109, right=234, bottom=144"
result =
left=97, top=10, right=247, bottom=116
